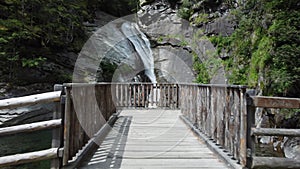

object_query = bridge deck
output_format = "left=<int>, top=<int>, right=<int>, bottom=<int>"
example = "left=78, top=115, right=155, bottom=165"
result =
left=79, top=109, right=230, bottom=169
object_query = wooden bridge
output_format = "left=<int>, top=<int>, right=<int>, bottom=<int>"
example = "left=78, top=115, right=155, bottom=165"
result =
left=0, top=83, right=299, bottom=169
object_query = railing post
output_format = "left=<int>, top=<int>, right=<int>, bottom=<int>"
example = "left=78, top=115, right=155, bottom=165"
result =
left=51, top=84, right=63, bottom=169
left=62, top=86, right=71, bottom=166
left=239, top=87, right=247, bottom=166
left=246, top=94, right=255, bottom=168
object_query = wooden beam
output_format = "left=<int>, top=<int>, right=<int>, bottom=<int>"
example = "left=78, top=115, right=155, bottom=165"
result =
left=251, top=127, right=300, bottom=137
left=252, top=156, right=300, bottom=169
left=0, top=91, right=61, bottom=110
left=63, top=113, right=119, bottom=169
left=0, top=119, right=61, bottom=136
left=63, top=88, right=71, bottom=166
left=253, top=96, right=300, bottom=109
left=0, top=148, right=59, bottom=167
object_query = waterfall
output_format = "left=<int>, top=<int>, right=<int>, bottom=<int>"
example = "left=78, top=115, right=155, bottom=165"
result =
left=121, top=22, right=157, bottom=83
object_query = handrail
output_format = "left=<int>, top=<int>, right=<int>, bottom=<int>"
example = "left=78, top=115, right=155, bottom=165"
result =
left=247, top=95, right=300, bottom=169
left=180, top=84, right=248, bottom=167
left=1, top=83, right=298, bottom=169
left=0, top=119, right=61, bottom=136
left=0, top=89, right=62, bottom=168
left=0, top=91, right=61, bottom=110
left=0, top=148, right=61, bottom=167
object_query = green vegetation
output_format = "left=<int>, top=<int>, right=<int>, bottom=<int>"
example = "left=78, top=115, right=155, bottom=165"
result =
left=181, top=0, right=300, bottom=96
left=0, top=0, right=94, bottom=83
left=177, top=0, right=193, bottom=20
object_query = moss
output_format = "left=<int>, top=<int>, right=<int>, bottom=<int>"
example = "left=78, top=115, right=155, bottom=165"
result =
left=192, top=13, right=209, bottom=25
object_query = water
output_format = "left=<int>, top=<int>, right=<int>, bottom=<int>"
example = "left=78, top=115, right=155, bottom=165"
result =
left=121, top=22, right=157, bottom=83
left=0, top=130, right=52, bottom=169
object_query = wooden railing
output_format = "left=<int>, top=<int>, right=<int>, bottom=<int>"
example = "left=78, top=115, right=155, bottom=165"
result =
left=62, top=83, right=116, bottom=166
left=180, top=84, right=248, bottom=167
left=247, top=96, right=300, bottom=169
left=111, top=83, right=179, bottom=108
left=1, top=82, right=299, bottom=169
left=0, top=89, right=62, bottom=168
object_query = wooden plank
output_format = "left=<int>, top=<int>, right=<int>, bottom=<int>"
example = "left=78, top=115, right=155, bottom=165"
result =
left=142, top=84, right=145, bottom=107
left=246, top=95, right=256, bottom=168
left=0, top=148, right=59, bottom=167
left=81, top=109, right=231, bottom=169
left=239, top=88, right=247, bottom=166
left=63, top=87, right=71, bottom=166
left=133, top=85, right=136, bottom=107
left=0, top=91, right=61, bottom=110
left=224, top=88, right=230, bottom=151
left=253, top=96, right=300, bottom=108
left=233, top=89, right=240, bottom=160
left=181, top=115, right=243, bottom=169
left=0, top=119, right=61, bottom=137
left=51, top=85, right=62, bottom=169
left=210, top=87, right=216, bottom=140
left=252, top=156, right=300, bottom=169
left=151, top=84, right=154, bottom=107
left=120, top=84, right=124, bottom=107
left=251, top=127, right=300, bottom=137
left=168, top=84, right=171, bottom=107
left=120, top=159, right=229, bottom=167
left=65, top=113, right=118, bottom=169
left=138, top=85, right=141, bottom=107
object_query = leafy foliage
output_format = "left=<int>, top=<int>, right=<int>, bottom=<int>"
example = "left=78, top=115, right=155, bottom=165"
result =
left=191, top=0, right=300, bottom=96
left=0, top=0, right=93, bottom=82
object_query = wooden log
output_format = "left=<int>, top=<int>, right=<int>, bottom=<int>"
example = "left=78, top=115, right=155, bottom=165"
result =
left=0, top=119, right=61, bottom=137
left=0, top=148, right=59, bottom=167
left=0, top=91, right=61, bottom=110
left=253, top=96, right=300, bottom=109
left=252, top=156, right=300, bottom=169
left=251, top=128, right=300, bottom=137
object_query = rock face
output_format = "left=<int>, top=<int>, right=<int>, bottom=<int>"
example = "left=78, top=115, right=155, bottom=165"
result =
left=137, top=0, right=234, bottom=83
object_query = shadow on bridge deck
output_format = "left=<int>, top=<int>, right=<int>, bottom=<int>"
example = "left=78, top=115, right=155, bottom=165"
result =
left=79, top=109, right=230, bottom=169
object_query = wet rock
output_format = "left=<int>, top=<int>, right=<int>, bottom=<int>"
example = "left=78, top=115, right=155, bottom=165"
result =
left=283, top=137, right=300, bottom=160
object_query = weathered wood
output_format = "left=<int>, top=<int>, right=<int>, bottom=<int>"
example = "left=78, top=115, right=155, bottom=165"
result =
left=179, top=84, right=248, bottom=168
left=0, top=119, right=61, bottom=136
left=133, top=84, right=136, bottom=107
left=0, top=91, right=61, bottom=110
left=81, top=110, right=231, bottom=169
left=252, top=156, right=300, bottom=169
left=180, top=115, right=243, bottom=169
left=239, top=88, right=247, bottom=166
left=63, top=87, right=71, bottom=166
left=233, top=88, right=240, bottom=160
left=251, top=127, right=300, bottom=137
left=246, top=95, right=256, bottom=168
left=0, top=148, right=59, bottom=167
left=65, top=113, right=118, bottom=169
left=51, top=85, right=63, bottom=169
left=253, top=96, right=300, bottom=108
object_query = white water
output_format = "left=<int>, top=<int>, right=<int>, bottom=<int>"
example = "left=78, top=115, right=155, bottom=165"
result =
left=121, top=22, right=157, bottom=83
